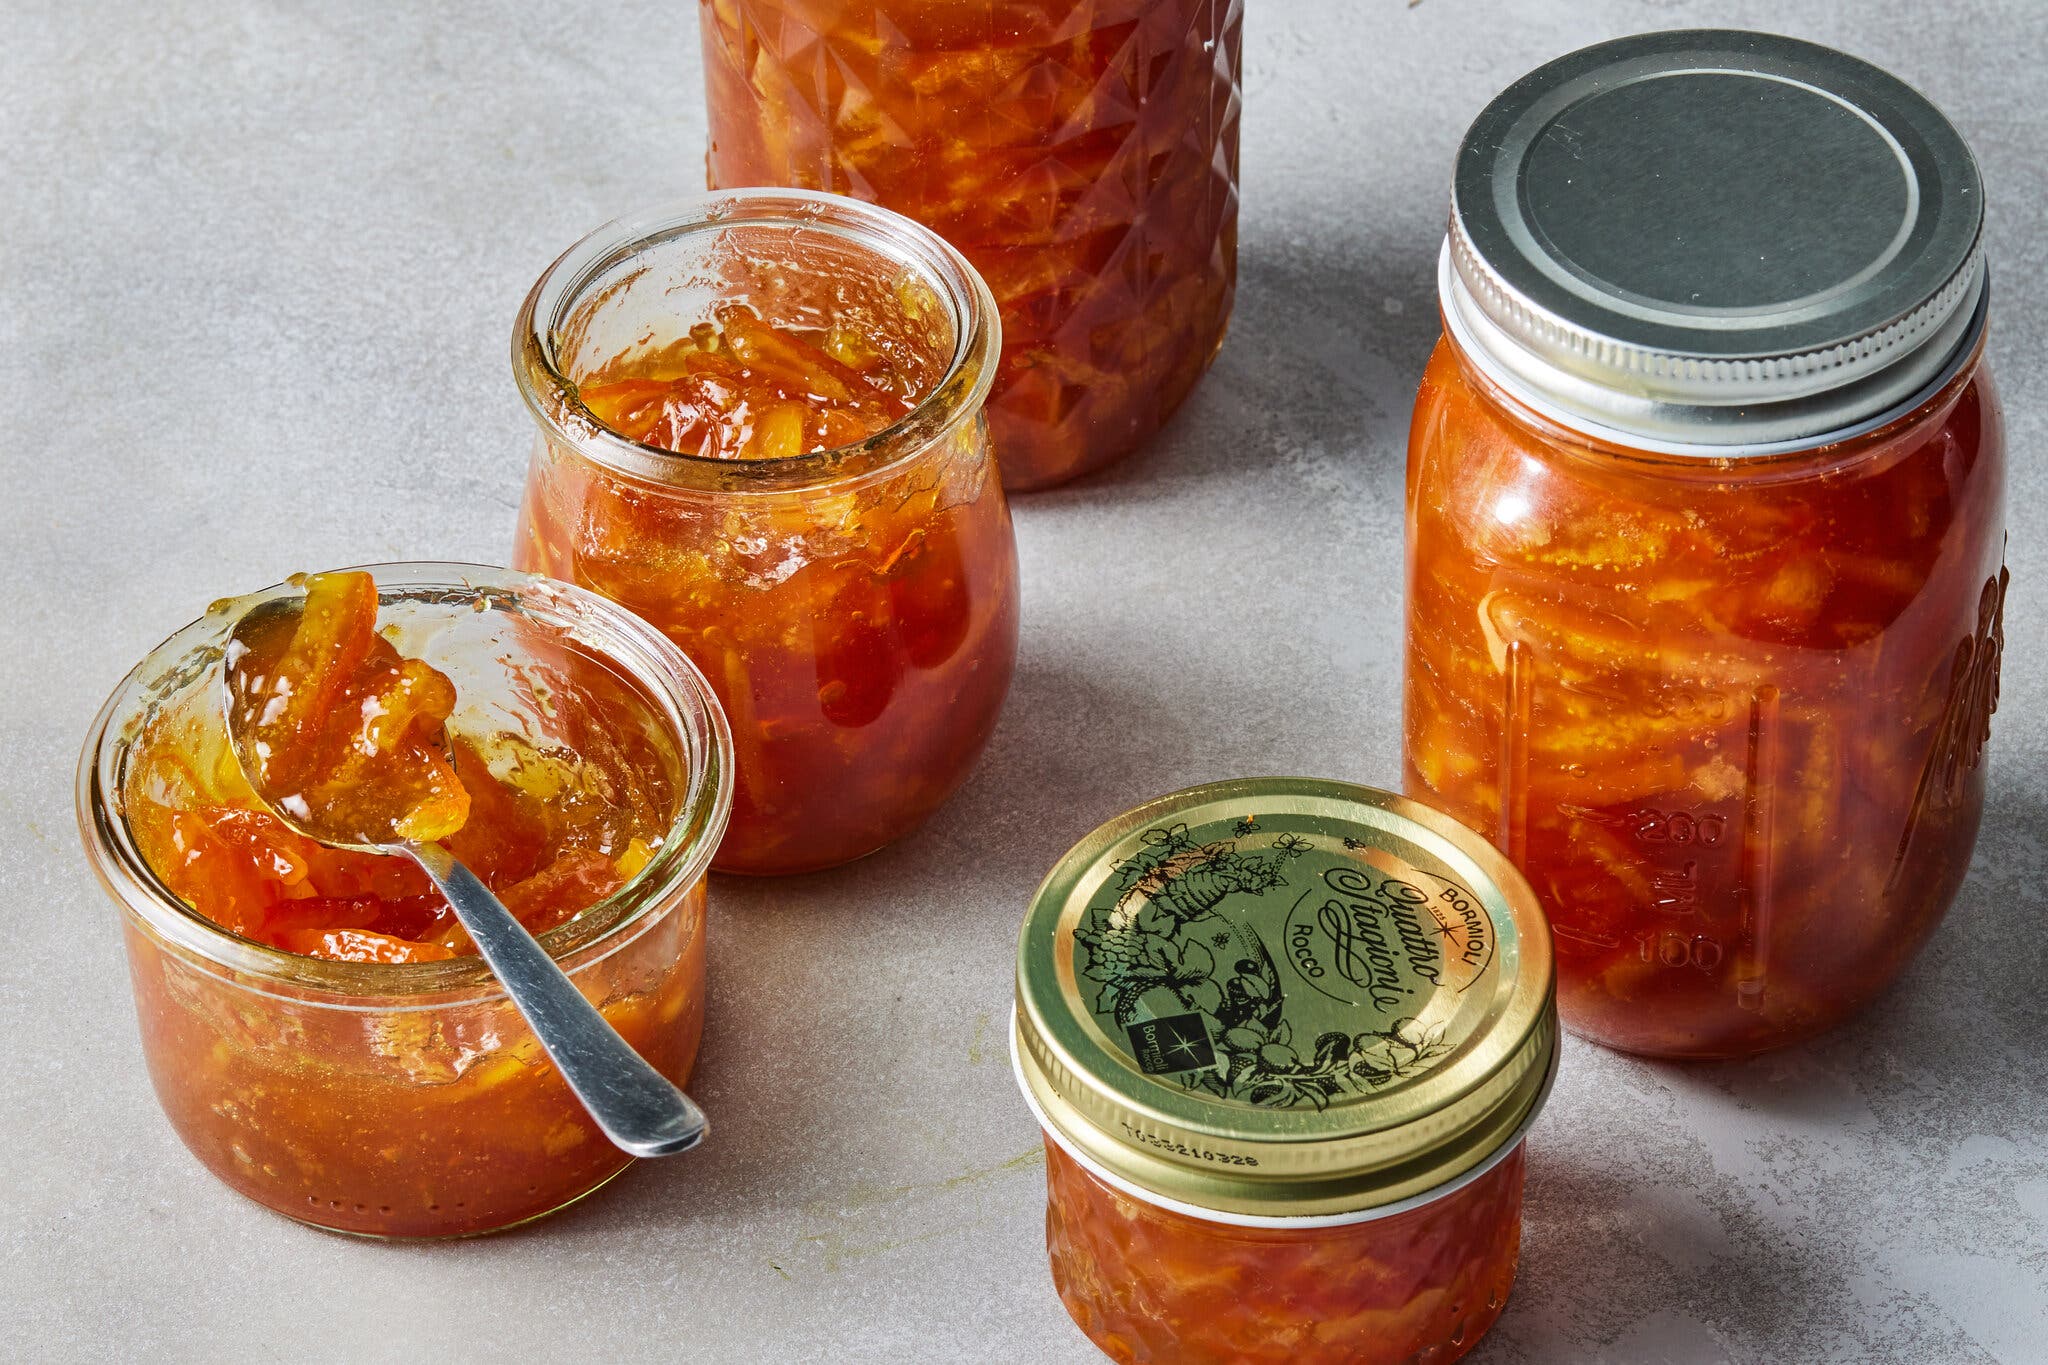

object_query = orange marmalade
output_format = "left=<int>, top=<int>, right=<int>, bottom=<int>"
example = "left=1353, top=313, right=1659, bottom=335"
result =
left=141, top=571, right=663, bottom=962
left=1406, top=345, right=2004, bottom=1057
left=515, top=195, right=1017, bottom=875
left=1046, top=1141, right=1525, bottom=1364
left=223, top=569, right=471, bottom=852
left=1407, top=32, right=2003, bottom=1057
left=80, top=566, right=732, bottom=1237
left=573, top=304, right=918, bottom=462
left=1015, top=780, right=1556, bottom=1365
left=699, top=0, right=1241, bottom=490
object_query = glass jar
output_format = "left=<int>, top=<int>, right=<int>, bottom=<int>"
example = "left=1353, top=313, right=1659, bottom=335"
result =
left=1042, top=1136, right=1527, bottom=1365
left=514, top=193, right=1019, bottom=876
left=1404, top=32, right=2005, bottom=1058
left=697, top=0, right=1242, bottom=491
left=77, top=563, right=734, bottom=1237
left=1014, top=778, right=1558, bottom=1364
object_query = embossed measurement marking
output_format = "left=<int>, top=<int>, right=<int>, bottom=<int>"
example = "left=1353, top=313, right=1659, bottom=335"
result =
left=1634, top=929, right=1725, bottom=971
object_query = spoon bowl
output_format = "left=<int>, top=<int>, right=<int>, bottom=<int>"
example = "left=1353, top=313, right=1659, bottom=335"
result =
left=221, top=591, right=709, bottom=1159
left=223, top=597, right=390, bottom=853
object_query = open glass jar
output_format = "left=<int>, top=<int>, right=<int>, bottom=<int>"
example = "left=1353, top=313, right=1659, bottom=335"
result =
left=514, top=193, right=1019, bottom=876
left=1405, top=32, right=2005, bottom=1058
left=697, top=0, right=1242, bottom=490
left=1014, top=779, right=1557, bottom=1364
left=77, top=564, right=733, bottom=1237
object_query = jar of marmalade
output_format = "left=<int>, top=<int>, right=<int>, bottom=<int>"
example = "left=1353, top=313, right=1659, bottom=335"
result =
left=514, top=193, right=1019, bottom=875
left=697, top=0, right=1242, bottom=491
left=77, top=564, right=733, bottom=1237
left=1013, top=779, right=1558, bottom=1364
left=1405, top=31, right=2005, bottom=1058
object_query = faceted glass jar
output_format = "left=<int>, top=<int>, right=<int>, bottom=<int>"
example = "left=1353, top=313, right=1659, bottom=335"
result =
left=514, top=194, right=1019, bottom=876
left=77, top=564, right=734, bottom=1237
left=1404, top=334, right=2007, bottom=1058
left=1040, top=1130, right=1527, bottom=1364
left=698, top=0, right=1243, bottom=490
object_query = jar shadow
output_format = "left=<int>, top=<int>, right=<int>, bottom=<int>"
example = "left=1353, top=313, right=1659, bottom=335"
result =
left=1476, top=785, right=2048, bottom=1358
left=1016, top=226, right=1442, bottom=502
left=501, top=636, right=1401, bottom=1244
left=1638, top=777, right=2044, bottom=1122
left=478, top=656, right=1243, bottom=1240
left=1472, top=1124, right=1816, bottom=1363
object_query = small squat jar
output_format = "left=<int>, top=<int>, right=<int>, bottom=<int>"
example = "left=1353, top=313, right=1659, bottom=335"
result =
left=77, top=564, right=734, bottom=1237
left=697, top=0, right=1242, bottom=490
left=1014, top=779, right=1558, bottom=1364
left=515, top=193, right=1019, bottom=875
left=1405, top=32, right=2007, bottom=1058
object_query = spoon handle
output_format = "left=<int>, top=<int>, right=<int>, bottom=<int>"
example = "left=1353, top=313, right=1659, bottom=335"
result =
left=406, top=841, right=708, bottom=1158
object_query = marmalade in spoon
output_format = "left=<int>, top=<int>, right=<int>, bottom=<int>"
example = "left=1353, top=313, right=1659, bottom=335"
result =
left=226, top=569, right=470, bottom=848
left=129, top=571, right=666, bottom=962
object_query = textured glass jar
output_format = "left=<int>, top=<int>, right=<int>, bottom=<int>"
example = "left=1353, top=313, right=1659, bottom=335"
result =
left=77, top=564, right=733, bottom=1238
left=698, top=0, right=1242, bottom=490
left=514, top=193, right=1019, bottom=875
left=1015, top=779, right=1557, bottom=1364
left=1404, top=32, right=2007, bottom=1058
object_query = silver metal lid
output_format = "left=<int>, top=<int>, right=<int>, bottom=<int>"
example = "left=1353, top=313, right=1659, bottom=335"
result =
left=1442, top=29, right=1987, bottom=454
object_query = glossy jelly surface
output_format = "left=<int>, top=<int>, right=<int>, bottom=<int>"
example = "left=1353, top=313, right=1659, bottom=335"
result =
left=699, top=0, right=1242, bottom=489
left=225, top=571, right=470, bottom=848
left=1404, top=338, right=2007, bottom=1057
left=574, top=304, right=919, bottom=461
left=1044, top=1138, right=1524, bottom=1364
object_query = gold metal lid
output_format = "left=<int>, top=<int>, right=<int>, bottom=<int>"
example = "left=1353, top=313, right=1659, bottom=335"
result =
left=1014, top=778, right=1557, bottom=1219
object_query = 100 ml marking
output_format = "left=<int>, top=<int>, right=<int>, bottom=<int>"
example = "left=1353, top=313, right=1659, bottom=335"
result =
left=1634, top=929, right=1725, bottom=971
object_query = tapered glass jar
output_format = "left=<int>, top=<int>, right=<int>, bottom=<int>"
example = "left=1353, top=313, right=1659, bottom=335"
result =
left=514, top=193, right=1019, bottom=875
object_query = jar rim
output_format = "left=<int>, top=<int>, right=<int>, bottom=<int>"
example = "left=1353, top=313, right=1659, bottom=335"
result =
left=1440, top=248, right=1992, bottom=467
left=1016, top=1011, right=1554, bottom=1229
left=75, top=561, right=735, bottom=1001
left=1441, top=241, right=1991, bottom=460
left=512, top=190, right=1001, bottom=495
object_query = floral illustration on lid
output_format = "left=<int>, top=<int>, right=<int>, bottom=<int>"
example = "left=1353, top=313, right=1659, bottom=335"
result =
left=1072, top=820, right=1497, bottom=1112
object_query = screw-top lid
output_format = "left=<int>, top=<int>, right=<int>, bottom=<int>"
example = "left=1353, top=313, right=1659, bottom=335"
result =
left=1443, top=29, right=1987, bottom=454
left=1013, top=779, right=1557, bottom=1222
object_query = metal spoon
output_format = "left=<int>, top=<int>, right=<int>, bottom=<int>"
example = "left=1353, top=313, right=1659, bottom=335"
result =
left=221, top=597, right=708, bottom=1158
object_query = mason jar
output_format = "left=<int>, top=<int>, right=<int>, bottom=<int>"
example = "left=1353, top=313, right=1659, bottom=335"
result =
left=1405, top=31, right=2005, bottom=1058
left=1014, top=778, right=1558, bottom=1364
left=77, top=563, right=733, bottom=1237
left=697, top=0, right=1242, bottom=491
left=513, top=193, right=1019, bottom=876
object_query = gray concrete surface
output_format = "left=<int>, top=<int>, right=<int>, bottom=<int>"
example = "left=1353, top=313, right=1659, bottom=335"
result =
left=4, top=1, right=2045, bottom=1361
